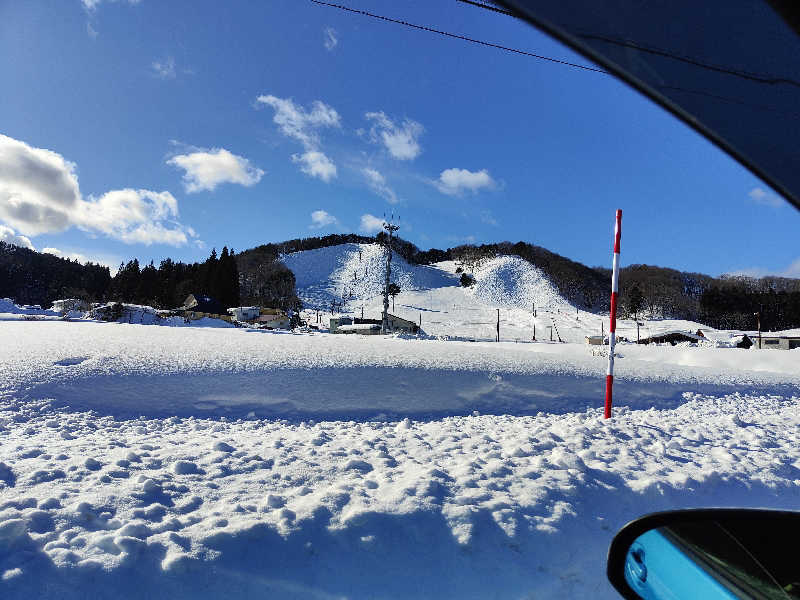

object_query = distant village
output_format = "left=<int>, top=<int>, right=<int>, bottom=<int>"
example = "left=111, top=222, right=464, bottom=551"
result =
left=45, top=293, right=422, bottom=335
left=33, top=293, right=800, bottom=349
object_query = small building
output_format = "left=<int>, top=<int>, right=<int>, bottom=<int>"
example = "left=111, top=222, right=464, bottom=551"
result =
left=637, top=330, right=707, bottom=346
left=51, top=298, right=88, bottom=313
left=330, top=314, right=419, bottom=335
left=177, top=294, right=230, bottom=321
left=180, top=294, right=225, bottom=315
left=228, top=306, right=261, bottom=322
left=256, top=311, right=290, bottom=329
left=585, top=335, right=605, bottom=346
left=386, top=313, right=419, bottom=333
left=753, top=335, right=800, bottom=350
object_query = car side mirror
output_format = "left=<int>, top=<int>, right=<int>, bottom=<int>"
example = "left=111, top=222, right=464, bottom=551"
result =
left=607, top=509, right=800, bottom=599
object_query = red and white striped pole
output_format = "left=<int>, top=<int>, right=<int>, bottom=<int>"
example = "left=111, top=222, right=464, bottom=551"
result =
left=605, top=209, right=622, bottom=419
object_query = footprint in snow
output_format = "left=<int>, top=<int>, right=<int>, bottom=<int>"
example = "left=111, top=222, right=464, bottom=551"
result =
left=54, top=356, right=88, bottom=367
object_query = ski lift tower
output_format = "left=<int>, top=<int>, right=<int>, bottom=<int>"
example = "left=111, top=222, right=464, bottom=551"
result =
left=381, top=219, right=400, bottom=333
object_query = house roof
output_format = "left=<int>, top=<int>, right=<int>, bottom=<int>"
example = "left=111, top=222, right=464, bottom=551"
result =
left=638, top=330, right=707, bottom=344
left=386, top=313, right=417, bottom=327
left=182, top=294, right=224, bottom=314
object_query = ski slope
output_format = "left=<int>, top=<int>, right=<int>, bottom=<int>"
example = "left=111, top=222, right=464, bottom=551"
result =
left=283, top=243, right=739, bottom=344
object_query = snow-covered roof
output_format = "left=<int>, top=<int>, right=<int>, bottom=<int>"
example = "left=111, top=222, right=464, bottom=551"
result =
left=338, top=323, right=381, bottom=332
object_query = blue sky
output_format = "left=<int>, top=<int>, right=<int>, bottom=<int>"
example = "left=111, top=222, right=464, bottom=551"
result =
left=1, top=0, right=797, bottom=277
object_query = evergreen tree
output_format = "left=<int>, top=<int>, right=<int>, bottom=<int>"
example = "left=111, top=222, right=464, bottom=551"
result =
left=627, top=284, right=644, bottom=320
left=203, top=248, right=218, bottom=295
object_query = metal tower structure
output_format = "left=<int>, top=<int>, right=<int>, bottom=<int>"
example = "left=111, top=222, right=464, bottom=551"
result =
left=381, top=219, right=399, bottom=333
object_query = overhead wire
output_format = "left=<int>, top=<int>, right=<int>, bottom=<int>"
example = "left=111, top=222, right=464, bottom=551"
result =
left=308, top=0, right=609, bottom=74
left=309, top=0, right=798, bottom=118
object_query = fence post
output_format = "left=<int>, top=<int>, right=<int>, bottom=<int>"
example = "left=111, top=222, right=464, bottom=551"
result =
left=605, top=209, right=622, bottom=419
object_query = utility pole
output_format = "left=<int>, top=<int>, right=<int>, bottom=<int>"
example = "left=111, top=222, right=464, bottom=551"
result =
left=381, top=219, right=399, bottom=333
left=754, top=308, right=762, bottom=349
left=637, top=321, right=641, bottom=343
left=496, top=309, right=500, bottom=342
left=532, top=321, right=536, bottom=341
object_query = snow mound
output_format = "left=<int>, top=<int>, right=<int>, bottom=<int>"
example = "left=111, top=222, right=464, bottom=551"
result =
left=470, top=255, right=572, bottom=312
left=0, top=298, right=59, bottom=320
left=88, top=303, right=234, bottom=328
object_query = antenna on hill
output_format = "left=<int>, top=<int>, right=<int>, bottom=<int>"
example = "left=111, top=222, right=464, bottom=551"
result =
left=381, top=216, right=400, bottom=334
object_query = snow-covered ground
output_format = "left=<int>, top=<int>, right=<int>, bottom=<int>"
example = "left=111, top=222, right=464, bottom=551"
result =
left=2, top=319, right=800, bottom=599
left=2, top=247, right=799, bottom=598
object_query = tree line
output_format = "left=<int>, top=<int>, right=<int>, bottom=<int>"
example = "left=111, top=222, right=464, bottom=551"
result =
left=0, top=242, right=111, bottom=307
left=108, top=246, right=240, bottom=309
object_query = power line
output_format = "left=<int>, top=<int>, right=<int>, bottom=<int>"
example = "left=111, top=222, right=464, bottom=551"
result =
left=459, top=0, right=800, bottom=88
left=309, top=0, right=608, bottom=74
left=577, top=32, right=800, bottom=89
left=310, top=0, right=799, bottom=118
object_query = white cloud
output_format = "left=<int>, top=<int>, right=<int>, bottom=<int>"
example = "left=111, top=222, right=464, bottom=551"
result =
left=0, top=226, right=119, bottom=270
left=0, top=225, right=34, bottom=249
left=255, top=95, right=340, bottom=149
left=748, top=187, right=784, bottom=208
left=0, top=134, right=196, bottom=246
left=310, top=210, right=338, bottom=229
left=323, top=27, right=338, bottom=51
left=82, top=0, right=140, bottom=37
left=77, top=189, right=192, bottom=246
left=434, top=168, right=495, bottom=196
left=81, top=0, right=140, bottom=10
left=480, top=210, right=498, bottom=226
left=255, top=94, right=341, bottom=181
left=360, top=213, right=385, bottom=234
left=729, top=257, right=800, bottom=279
left=41, top=247, right=121, bottom=273
left=784, top=258, right=800, bottom=278
left=151, top=56, right=176, bottom=80
left=362, top=167, right=398, bottom=204
left=292, top=151, right=337, bottom=182
left=364, top=112, right=423, bottom=160
left=42, top=247, right=89, bottom=263
left=167, top=147, right=264, bottom=192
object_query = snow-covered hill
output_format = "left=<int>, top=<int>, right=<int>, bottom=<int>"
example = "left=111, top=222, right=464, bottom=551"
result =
left=282, top=243, right=731, bottom=344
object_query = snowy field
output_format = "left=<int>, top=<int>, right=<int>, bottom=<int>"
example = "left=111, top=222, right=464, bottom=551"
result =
left=2, top=318, right=800, bottom=599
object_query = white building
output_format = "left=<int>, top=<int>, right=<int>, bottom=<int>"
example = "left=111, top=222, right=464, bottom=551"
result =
left=256, top=312, right=291, bottom=329
left=227, top=306, right=261, bottom=322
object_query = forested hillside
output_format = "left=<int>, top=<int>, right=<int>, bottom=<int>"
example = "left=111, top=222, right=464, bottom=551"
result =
left=0, top=242, right=110, bottom=307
